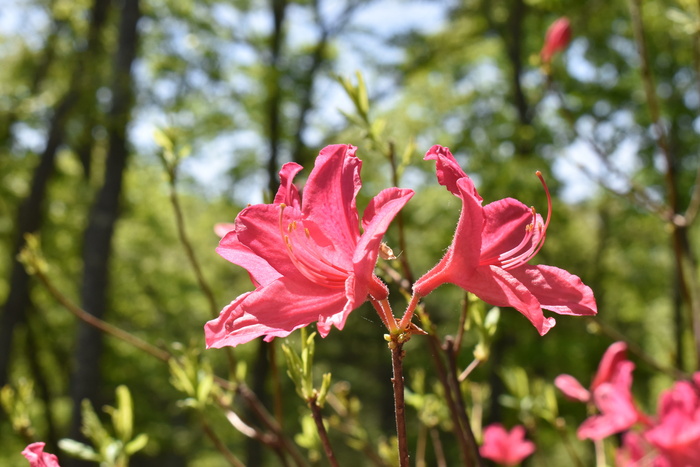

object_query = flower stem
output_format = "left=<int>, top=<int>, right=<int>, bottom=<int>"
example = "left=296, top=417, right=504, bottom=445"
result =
left=398, top=293, right=420, bottom=331
left=389, top=334, right=410, bottom=467
left=308, top=396, right=340, bottom=467
left=372, top=298, right=398, bottom=333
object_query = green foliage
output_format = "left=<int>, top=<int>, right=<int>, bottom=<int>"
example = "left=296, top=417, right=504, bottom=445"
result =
left=3, top=0, right=700, bottom=464
left=58, top=385, right=149, bottom=467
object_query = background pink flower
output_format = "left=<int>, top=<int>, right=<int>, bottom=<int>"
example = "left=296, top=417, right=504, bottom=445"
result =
left=479, top=423, right=535, bottom=466
left=541, top=17, right=572, bottom=64
left=22, top=443, right=61, bottom=467
left=555, top=341, right=629, bottom=403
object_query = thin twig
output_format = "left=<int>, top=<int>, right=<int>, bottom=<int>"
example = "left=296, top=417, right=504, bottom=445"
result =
left=167, top=175, right=220, bottom=319
left=201, top=418, right=246, bottom=467
left=308, top=396, right=340, bottom=467
left=33, top=266, right=171, bottom=362
left=444, top=338, right=484, bottom=467
left=389, top=335, right=410, bottom=467
left=423, top=327, right=472, bottom=465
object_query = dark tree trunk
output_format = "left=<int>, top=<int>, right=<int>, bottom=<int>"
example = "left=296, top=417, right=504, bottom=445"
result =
left=67, top=0, right=141, bottom=452
left=0, top=0, right=111, bottom=390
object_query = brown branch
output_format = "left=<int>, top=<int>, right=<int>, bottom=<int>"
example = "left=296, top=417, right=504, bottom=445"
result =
left=200, top=418, right=246, bottom=467
left=32, top=264, right=170, bottom=363
left=308, top=397, right=340, bottom=467
left=389, top=336, right=410, bottom=467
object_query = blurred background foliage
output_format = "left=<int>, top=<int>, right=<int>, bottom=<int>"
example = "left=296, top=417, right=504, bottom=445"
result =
left=1, top=0, right=699, bottom=465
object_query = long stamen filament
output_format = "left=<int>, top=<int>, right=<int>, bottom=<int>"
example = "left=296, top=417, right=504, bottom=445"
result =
left=278, top=204, right=347, bottom=287
left=482, top=172, right=552, bottom=270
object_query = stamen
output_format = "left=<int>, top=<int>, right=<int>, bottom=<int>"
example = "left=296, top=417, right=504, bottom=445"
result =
left=481, top=172, right=552, bottom=270
left=277, top=203, right=348, bottom=287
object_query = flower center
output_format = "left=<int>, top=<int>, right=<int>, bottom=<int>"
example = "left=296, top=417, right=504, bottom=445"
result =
left=483, top=172, right=552, bottom=270
left=278, top=203, right=349, bottom=288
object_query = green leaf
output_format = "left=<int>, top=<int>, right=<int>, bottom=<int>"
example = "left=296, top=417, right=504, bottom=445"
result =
left=58, top=439, right=101, bottom=461
left=112, top=385, right=134, bottom=442
left=124, top=433, right=149, bottom=455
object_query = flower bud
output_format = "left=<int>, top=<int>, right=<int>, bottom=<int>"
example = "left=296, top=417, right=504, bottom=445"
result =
left=541, top=17, right=571, bottom=65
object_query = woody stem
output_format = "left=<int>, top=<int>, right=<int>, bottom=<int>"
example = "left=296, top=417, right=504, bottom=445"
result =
left=390, top=335, right=410, bottom=467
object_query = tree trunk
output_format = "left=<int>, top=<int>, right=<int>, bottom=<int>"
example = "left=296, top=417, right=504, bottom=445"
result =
left=0, top=0, right=111, bottom=390
left=68, top=0, right=141, bottom=451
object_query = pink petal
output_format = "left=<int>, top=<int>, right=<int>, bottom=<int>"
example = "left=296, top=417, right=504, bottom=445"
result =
left=554, top=374, right=591, bottom=402
left=22, top=443, right=61, bottom=467
left=507, top=265, right=597, bottom=317
left=591, top=341, right=628, bottom=391
left=204, top=277, right=351, bottom=348
left=541, top=17, right=572, bottom=64
left=413, top=178, right=484, bottom=297
left=423, top=145, right=481, bottom=201
left=273, top=162, right=303, bottom=208
left=464, top=266, right=556, bottom=335
left=354, top=187, right=414, bottom=285
left=214, top=223, right=236, bottom=238
left=480, top=198, right=541, bottom=262
left=578, top=375, right=640, bottom=440
left=301, top=144, right=361, bottom=253
left=480, top=424, right=535, bottom=466
left=216, top=205, right=292, bottom=286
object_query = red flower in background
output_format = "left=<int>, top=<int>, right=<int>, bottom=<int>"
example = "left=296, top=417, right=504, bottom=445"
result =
left=413, top=145, right=596, bottom=335
left=555, top=341, right=629, bottom=403
left=541, top=17, right=572, bottom=65
left=644, top=374, right=700, bottom=466
left=205, top=145, right=413, bottom=348
left=22, top=443, right=61, bottom=467
left=479, top=424, right=535, bottom=466
left=555, top=342, right=646, bottom=441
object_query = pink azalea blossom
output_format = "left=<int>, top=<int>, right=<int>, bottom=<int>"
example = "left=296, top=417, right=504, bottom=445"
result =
left=205, top=144, right=413, bottom=347
left=644, top=375, right=700, bottom=466
left=541, top=17, right=572, bottom=65
left=479, top=423, right=535, bottom=466
left=555, top=341, right=629, bottom=403
left=22, top=443, right=61, bottom=467
left=577, top=358, right=641, bottom=440
left=413, top=145, right=596, bottom=335
left=616, top=431, right=655, bottom=467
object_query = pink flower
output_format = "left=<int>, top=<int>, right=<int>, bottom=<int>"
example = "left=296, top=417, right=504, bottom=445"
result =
left=205, top=144, right=413, bottom=347
left=541, top=17, right=572, bottom=65
left=413, top=145, right=596, bottom=335
left=555, top=341, right=629, bottom=403
left=479, top=424, right=535, bottom=466
left=616, top=431, right=655, bottom=467
left=22, top=443, right=61, bottom=467
left=644, top=375, right=700, bottom=466
left=576, top=359, right=641, bottom=440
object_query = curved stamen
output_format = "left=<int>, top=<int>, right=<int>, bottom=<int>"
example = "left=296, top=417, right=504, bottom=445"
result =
left=482, top=172, right=552, bottom=270
left=278, top=204, right=348, bottom=287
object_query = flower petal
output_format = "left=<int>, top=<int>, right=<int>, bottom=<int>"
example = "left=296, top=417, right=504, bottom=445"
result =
left=507, top=265, right=597, bottom=316
left=480, top=198, right=541, bottom=263
left=302, top=144, right=361, bottom=253
left=216, top=204, right=295, bottom=286
left=273, top=162, right=303, bottom=208
left=424, top=145, right=481, bottom=201
left=459, top=266, right=556, bottom=335
left=591, top=341, right=628, bottom=391
left=22, top=442, right=61, bottom=467
left=355, top=187, right=414, bottom=279
left=204, top=278, right=349, bottom=348
left=413, top=178, right=484, bottom=297
left=555, top=374, right=591, bottom=402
